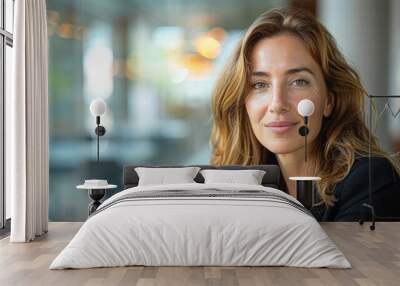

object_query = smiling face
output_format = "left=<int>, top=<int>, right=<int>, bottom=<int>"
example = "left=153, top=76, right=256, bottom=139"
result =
left=245, top=33, right=334, bottom=155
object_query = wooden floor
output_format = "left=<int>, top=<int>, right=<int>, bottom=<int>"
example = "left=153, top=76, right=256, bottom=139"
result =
left=0, top=222, right=399, bottom=286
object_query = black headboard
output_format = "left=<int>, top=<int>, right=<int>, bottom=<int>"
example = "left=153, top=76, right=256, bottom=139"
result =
left=123, top=165, right=281, bottom=189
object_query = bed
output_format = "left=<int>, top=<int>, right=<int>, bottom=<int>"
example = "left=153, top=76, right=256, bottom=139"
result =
left=49, top=165, right=350, bottom=269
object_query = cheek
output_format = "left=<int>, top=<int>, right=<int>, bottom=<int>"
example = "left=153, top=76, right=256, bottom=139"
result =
left=245, top=95, right=267, bottom=123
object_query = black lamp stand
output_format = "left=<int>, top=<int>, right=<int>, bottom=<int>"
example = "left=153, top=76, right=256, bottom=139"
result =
left=295, top=116, right=315, bottom=208
left=89, top=116, right=107, bottom=215
left=298, top=116, right=309, bottom=162
left=95, top=116, right=106, bottom=162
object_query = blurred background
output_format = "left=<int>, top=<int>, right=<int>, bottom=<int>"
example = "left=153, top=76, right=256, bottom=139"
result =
left=43, top=0, right=400, bottom=221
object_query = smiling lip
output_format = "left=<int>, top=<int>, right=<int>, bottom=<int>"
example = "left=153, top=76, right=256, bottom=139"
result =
left=265, top=121, right=298, bottom=134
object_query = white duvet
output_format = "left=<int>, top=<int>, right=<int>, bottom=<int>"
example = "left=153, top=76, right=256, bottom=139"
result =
left=50, top=183, right=351, bottom=269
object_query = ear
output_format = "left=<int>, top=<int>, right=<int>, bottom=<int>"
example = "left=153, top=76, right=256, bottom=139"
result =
left=323, top=92, right=335, bottom=117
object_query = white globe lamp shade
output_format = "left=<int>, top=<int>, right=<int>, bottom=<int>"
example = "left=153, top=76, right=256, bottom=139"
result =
left=297, top=99, right=315, bottom=117
left=90, top=99, right=107, bottom=117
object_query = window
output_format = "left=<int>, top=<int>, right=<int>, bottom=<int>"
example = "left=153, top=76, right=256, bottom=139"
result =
left=0, top=0, right=14, bottom=231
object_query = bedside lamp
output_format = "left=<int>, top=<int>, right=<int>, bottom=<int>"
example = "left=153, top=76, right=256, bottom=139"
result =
left=79, top=99, right=115, bottom=216
left=90, top=99, right=107, bottom=162
left=289, top=99, right=320, bottom=210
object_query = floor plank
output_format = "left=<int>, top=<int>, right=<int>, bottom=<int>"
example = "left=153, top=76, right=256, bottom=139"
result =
left=0, top=222, right=399, bottom=286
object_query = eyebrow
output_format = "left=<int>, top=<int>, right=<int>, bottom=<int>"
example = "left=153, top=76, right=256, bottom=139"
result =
left=251, top=67, right=315, bottom=77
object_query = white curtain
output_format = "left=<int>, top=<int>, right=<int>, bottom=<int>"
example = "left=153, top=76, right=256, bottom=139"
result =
left=6, top=0, right=49, bottom=242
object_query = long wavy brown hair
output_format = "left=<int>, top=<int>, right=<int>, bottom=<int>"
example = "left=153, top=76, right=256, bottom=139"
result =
left=210, top=7, right=400, bottom=206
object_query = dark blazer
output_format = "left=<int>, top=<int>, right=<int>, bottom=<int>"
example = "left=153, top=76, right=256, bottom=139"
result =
left=309, top=156, right=400, bottom=221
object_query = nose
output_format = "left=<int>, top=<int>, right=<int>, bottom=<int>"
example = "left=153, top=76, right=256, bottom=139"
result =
left=269, top=85, right=289, bottom=114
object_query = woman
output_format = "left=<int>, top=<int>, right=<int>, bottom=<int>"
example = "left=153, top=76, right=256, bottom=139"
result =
left=210, top=8, right=400, bottom=221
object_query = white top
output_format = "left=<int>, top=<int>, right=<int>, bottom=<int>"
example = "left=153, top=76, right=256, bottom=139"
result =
left=289, top=176, right=321, bottom=181
left=77, top=184, right=117, bottom=190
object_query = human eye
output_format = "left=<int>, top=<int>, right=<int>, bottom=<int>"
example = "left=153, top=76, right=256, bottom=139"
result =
left=251, top=81, right=269, bottom=90
left=291, top=79, right=310, bottom=87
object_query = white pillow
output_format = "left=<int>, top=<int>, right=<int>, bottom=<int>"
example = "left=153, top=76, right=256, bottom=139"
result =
left=200, top=169, right=266, bottom=185
left=135, top=167, right=201, bottom=186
